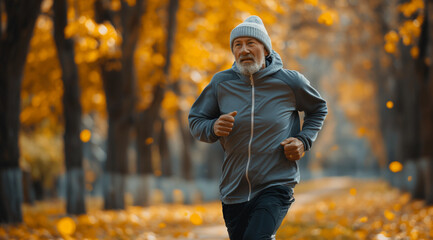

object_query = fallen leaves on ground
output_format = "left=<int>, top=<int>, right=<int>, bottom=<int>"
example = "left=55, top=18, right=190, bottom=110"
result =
left=1, top=179, right=432, bottom=239
left=277, top=180, right=433, bottom=240
left=0, top=200, right=224, bottom=239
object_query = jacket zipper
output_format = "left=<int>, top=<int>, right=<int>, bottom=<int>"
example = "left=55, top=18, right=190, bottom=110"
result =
left=246, top=75, right=254, bottom=201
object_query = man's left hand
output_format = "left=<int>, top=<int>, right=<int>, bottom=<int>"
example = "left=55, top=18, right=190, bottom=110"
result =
left=280, top=137, right=305, bottom=161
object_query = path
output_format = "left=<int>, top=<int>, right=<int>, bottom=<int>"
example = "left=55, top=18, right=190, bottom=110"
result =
left=191, top=177, right=356, bottom=239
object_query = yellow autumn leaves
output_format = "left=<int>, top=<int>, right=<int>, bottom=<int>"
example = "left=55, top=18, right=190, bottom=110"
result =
left=57, top=217, right=76, bottom=236
left=304, top=0, right=338, bottom=26
left=278, top=181, right=433, bottom=239
left=1, top=200, right=221, bottom=239
left=384, top=0, right=424, bottom=59
left=2, top=179, right=432, bottom=239
left=65, top=16, right=121, bottom=61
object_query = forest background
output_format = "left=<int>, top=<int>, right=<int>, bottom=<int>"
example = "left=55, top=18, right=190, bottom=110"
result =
left=1, top=0, right=432, bottom=235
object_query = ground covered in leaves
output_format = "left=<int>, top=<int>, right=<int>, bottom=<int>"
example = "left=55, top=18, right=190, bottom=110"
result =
left=278, top=179, right=433, bottom=240
left=1, top=178, right=432, bottom=239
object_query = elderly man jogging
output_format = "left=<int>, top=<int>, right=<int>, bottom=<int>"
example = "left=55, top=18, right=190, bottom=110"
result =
left=189, top=16, right=328, bottom=240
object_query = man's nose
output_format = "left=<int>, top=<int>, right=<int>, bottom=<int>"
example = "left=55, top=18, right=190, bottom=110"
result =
left=240, top=44, right=250, bottom=54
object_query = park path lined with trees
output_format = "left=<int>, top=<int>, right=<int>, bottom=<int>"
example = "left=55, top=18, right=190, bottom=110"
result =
left=1, top=1, right=433, bottom=237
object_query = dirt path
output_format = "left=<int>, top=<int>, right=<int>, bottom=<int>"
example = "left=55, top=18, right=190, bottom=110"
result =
left=190, top=177, right=356, bottom=239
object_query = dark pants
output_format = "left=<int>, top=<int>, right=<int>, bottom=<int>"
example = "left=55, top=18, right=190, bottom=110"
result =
left=222, top=185, right=295, bottom=240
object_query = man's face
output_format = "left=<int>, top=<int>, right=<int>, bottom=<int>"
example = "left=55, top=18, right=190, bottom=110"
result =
left=233, top=37, right=269, bottom=76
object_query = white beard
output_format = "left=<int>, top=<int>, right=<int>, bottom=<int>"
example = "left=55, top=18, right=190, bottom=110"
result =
left=236, top=55, right=265, bottom=76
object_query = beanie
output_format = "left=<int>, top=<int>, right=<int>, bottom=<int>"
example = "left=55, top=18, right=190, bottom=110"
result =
left=230, top=16, right=272, bottom=54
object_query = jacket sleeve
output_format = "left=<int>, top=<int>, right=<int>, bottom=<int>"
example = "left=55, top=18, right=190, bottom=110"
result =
left=293, top=72, right=328, bottom=151
left=188, top=79, right=220, bottom=143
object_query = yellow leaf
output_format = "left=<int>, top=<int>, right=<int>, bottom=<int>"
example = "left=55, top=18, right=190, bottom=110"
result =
left=410, top=46, right=419, bottom=58
left=80, top=129, right=91, bottom=143
left=317, top=11, right=333, bottom=26
left=384, top=31, right=399, bottom=43
left=57, top=217, right=76, bottom=236
left=384, top=210, right=395, bottom=220
left=64, top=22, right=77, bottom=39
left=389, top=161, right=403, bottom=173
left=145, top=137, right=154, bottom=145
left=359, top=216, right=368, bottom=223
left=384, top=42, right=396, bottom=54
left=386, top=101, right=394, bottom=109
left=190, top=212, right=203, bottom=225
left=402, top=35, right=412, bottom=46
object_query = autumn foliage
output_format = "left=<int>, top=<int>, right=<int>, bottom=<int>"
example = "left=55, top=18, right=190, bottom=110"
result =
left=1, top=178, right=433, bottom=239
left=1, top=0, right=432, bottom=235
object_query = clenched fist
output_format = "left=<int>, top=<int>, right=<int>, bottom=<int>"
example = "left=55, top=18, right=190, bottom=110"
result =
left=213, top=111, right=237, bottom=137
left=280, top=137, right=305, bottom=161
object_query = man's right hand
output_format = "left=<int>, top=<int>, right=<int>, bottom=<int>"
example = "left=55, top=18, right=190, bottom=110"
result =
left=213, top=111, right=237, bottom=136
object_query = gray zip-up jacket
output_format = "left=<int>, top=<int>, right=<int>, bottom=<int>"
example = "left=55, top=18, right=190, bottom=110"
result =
left=189, top=50, right=327, bottom=204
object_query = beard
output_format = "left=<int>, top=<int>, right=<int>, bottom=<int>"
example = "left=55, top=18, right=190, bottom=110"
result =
left=236, top=54, right=265, bottom=76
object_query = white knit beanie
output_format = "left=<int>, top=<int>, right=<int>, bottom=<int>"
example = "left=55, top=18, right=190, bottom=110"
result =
left=230, top=16, right=272, bottom=54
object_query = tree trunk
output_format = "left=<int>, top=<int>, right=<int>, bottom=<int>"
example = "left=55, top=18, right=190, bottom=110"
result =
left=136, top=111, right=154, bottom=175
left=0, top=169, right=23, bottom=223
left=53, top=0, right=86, bottom=215
left=136, top=0, right=178, bottom=175
left=101, top=65, right=131, bottom=209
left=135, top=87, right=163, bottom=205
left=95, top=0, right=146, bottom=210
left=381, top=0, right=422, bottom=190
left=103, top=172, right=125, bottom=209
left=65, top=169, right=86, bottom=213
left=422, top=0, right=433, bottom=205
left=406, top=0, right=433, bottom=203
left=371, top=0, right=400, bottom=186
left=159, top=119, right=172, bottom=177
left=172, top=80, right=193, bottom=180
left=0, top=0, right=42, bottom=223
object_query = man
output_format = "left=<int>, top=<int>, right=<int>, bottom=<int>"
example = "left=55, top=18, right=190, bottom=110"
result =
left=188, top=16, right=328, bottom=239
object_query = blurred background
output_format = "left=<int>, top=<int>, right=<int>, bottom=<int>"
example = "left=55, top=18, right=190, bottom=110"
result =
left=1, top=0, right=432, bottom=231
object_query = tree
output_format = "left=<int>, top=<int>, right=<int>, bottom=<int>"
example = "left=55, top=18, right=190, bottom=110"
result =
left=134, top=0, right=179, bottom=205
left=424, top=0, right=433, bottom=204
left=53, top=0, right=86, bottom=215
left=411, top=0, right=433, bottom=204
left=94, top=0, right=146, bottom=209
left=0, top=0, right=43, bottom=223
left=381, top=0, right=433, bottom=204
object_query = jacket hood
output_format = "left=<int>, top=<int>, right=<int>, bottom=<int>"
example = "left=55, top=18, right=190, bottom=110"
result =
left=231, top=49, right=283, bottom=79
